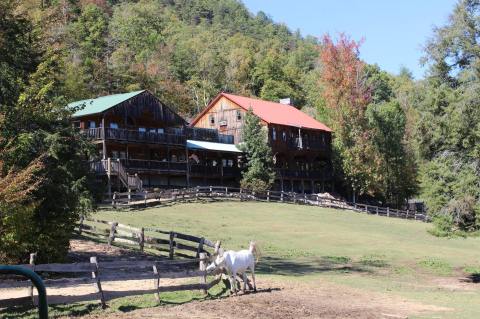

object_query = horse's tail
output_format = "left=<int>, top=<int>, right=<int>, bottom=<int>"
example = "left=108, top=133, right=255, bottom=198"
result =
left=249, top=241, right=260, bottom=263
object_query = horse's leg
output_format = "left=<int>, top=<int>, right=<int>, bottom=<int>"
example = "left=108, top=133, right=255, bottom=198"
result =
left=242, top=272, right=247, bottom=293
left=230, top=271, right=237, bottom=295
left=251, top=265, right=257, bottom=292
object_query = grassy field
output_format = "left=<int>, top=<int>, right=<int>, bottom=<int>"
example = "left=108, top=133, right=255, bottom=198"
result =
left=92, top=201, right=480, bottom=319
left=3, top=201, right=480, bottom=318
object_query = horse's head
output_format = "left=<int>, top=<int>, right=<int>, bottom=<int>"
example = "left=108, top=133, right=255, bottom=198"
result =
left=206, top=249, right=226, bottom=272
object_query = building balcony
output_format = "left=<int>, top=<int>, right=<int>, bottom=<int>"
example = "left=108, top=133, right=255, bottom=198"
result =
left=185, top=127, right=234, bottom=144
left=275, top=168, right=332, bottom=179
left=81, top=127, right=186, bottom=145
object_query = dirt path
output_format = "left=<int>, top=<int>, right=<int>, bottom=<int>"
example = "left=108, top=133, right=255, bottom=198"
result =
left=74, top=277, right=450, bottom=319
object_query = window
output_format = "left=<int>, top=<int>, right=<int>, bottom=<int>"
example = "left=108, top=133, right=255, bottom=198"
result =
left=209, top=114, right=215, bottom=125
left=111, top=151, right=119, bottom=159
left=89, top=121, right=96, bottom=129
left=109, top=123, right=118, bottom=129
left=138, top=127, right=146, bottom=133
left=149, top=128, right=156, bottom=133
left=119, top=151, right=126, bottom=159
left=236, top=110, right=242, bottom=121
left=219, top=119, right=227, bottom=127
left=282, top=131, right=287, bottom=142
left=272, top=127, right=277, bottom=141
left=158, top=128, right=165, bottom=134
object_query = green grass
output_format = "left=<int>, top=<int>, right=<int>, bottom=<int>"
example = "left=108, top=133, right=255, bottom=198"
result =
left=91, top=201, right=480, bottom=319
left=4, top=201, right=480, bottom=318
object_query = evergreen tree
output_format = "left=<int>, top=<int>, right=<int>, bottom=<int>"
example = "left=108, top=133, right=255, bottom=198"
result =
left=240, top=109, right=275, bottom=192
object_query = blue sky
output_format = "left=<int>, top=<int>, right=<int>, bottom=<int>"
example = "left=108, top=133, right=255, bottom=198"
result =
left=242, top=0, right=457, bottom=79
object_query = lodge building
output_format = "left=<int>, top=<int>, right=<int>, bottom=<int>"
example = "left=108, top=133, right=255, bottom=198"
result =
left=70, top=90, right=332, bottom=195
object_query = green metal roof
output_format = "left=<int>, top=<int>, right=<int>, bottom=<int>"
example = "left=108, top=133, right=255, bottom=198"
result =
left=70, top=90, right=145, bottom=117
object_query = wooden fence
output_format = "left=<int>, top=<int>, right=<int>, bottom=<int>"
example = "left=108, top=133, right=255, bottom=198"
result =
left=0, top=221, right=223, bottom=309
left=78, top=218, right=216, bottom=259
left=112, top=186, right=429, bottom=222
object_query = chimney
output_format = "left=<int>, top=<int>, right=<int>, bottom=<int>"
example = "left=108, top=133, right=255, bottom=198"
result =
left=279, top=98, right=291, bottom=105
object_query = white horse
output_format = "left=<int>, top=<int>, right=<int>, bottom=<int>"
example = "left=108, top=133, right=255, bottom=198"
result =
left=206, top=241, right=258, bottom=295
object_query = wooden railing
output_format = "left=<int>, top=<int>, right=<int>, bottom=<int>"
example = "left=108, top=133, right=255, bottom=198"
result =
left=0, top=220, right=222, bottom=308
left=81, top=128, right=186, bottom=145
left=111, top=186, right=428, bottom=222
left=185, top=127, right=234, bottom=144
left=89, top=159, right=143, bottom=190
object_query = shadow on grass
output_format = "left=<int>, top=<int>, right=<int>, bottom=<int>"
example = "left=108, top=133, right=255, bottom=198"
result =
left=256, top=256, right=377, bottom=276
left=0, top=302, right=101, bottom=319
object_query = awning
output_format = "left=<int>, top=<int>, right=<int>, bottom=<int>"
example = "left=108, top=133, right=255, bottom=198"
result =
left=187, top=140, right=242, bottom=153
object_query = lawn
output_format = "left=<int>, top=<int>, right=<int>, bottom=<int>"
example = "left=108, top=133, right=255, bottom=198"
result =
left=92, top=201, right=480, bottom=319
left=3, top=201, right=479, bottom=318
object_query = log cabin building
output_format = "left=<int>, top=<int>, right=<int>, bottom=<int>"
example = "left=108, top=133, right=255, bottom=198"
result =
left=190, top=93, right=333, bottom=193
left=71, top=90, right=332, bottom=195
left=70, top=90, right=242, bottom=195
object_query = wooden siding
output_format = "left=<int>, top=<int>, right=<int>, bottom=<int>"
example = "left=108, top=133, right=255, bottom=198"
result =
left=193, top=96, right=253, bottom=144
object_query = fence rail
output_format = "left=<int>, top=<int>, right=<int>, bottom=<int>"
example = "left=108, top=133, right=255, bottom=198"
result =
left=112, top=186, right=428, bottom=222
left=0, top=223, right=222, bottom=309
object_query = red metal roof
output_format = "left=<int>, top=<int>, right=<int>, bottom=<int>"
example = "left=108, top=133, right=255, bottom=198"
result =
left=191, top=93, right=332, bottom=132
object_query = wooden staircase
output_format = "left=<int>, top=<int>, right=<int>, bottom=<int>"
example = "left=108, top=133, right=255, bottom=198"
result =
left=90, top=158, right=143, bottom=191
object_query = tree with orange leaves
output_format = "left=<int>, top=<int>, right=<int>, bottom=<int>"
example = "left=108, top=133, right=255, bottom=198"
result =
left=318, top=34, right=382, bottom=201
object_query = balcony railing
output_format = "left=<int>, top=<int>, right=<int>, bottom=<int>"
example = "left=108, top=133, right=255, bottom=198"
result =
left=275, top=168, right=331, bottom=179
left=185, top=127, right=234, bottom=144
left=284, top=138, right=329, bottom=151
left=81, top=128, right=186, bottom=145
left=120, top=159, right=187, bottom=172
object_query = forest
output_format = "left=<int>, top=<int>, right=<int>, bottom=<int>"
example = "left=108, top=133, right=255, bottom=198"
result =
left=1, top=0, right=480, bottom=263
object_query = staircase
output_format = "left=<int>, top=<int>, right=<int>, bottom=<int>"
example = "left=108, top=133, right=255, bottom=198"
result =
left=91, top=158, right=143, bottom=191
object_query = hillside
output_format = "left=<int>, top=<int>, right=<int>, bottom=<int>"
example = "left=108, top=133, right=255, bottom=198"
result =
left=19, top=0, right=319, bottom=117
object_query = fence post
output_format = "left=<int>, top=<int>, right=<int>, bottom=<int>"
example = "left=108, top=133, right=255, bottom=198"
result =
left=169, top=232, right=175, bottom=259
left=365, top=205, right=368, bottom=213
left=144, top=190, right=148, bottom=207
left=78, top=216, right=84, bottom=235
left=196, top=237, right=205, bottom=258
left=108, top=222, right=118, bottom=246
left=199, top=252, right=207, bottom=295
left=139, top=227, right=145, bottom=252
left=225, top=187, right=228, bottom=195
left=293, top=193, right=297, bottom=204
left=304, top=193, right=307, bottom=204
left=111, top=192, right=116, bottom=208
left=28, top=253, right=36, bottom=305
left=376, top=206, right=379, bottom=215
left=128, top=189, right=131, bottom=204
left=267, top=190, right=270, bottom=202
left=90, top=256, right=106, bottom=308
left=239, top=188, right=243, bottom=201
left=387, top=207, right=390, bottom=217
left=281, top=191, right=284, bottom=202
left=153, top=263, right=161, bottom=304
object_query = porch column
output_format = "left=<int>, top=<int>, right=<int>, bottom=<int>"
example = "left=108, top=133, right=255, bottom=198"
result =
left=102, top=117, right=107, bottom=160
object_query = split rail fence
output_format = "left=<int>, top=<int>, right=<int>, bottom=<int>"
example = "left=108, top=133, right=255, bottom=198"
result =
left=112, top=186, right=428, bottom=222
left=0, top=220, right=222, bottom=309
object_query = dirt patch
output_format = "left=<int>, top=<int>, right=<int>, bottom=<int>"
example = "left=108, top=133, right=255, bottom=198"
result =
left=68, top=239, right=153, bottom=262
left=76, top=277, right=451, bottom=319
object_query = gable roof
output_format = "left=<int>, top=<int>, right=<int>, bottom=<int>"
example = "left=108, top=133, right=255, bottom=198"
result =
left=70, top=90, right=145, bottom=117
left=191, top=93, right=332, bottom=132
